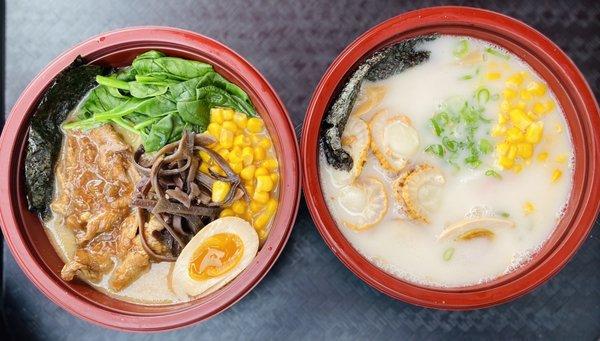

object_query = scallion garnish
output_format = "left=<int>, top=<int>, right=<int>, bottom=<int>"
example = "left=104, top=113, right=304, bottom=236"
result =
left=425, top=144, right=445, bottom=158
left=485, top=169, right=502, bottom=179
left=443, top=248, right=455, bottom=261
left=453, top=39, right=470, bottom=58
left=485, top=47, right=510, bottom=60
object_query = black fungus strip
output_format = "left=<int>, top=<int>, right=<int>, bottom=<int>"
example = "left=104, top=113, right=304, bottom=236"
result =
left=24, top=57, right=108, bottom=219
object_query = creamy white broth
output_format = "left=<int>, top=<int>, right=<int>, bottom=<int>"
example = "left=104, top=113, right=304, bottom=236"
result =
left=319, top=35, right=573, bottom=287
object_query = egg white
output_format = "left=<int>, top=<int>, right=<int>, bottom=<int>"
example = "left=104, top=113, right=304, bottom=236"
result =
left=171, top=217, right=259, bottom=298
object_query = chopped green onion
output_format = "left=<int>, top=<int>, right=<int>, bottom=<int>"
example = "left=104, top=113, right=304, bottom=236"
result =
left=485, top=47, right=510, bottom=60
left=479, top=139, right=493, bottom=154
left=499, top=212, right=510, bottom=218
left=443, top=248, right=455, bottom=261
left=430, top=118, right=443, bottom=136
left=453, top=39, right=469, bottom=58
left=485, top=169, right=502, bottom=179
left=465, top=154, right=481, bottom=168
left=443, top=137, right=458, bottom=152
left=476, top=87, right=490, bottom=105
left=425, top=144, right=445, bottom=158
left=460, top=74, right=473, bottom=80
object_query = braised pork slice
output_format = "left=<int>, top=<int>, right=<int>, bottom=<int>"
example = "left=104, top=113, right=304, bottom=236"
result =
left=52, top=125, right=154, bottom=289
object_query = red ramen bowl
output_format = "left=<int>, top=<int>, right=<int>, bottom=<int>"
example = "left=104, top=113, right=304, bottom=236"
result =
left=0, top=27, right=300, bottom=331
left=302, top=7, right=600, bottom=309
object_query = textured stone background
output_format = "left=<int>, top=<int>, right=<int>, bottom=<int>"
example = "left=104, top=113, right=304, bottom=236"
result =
left=1, top=0, right=599, bottom=340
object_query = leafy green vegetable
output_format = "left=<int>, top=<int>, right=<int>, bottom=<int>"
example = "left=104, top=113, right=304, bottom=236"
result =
left=64, top=50, right=257, bottom=151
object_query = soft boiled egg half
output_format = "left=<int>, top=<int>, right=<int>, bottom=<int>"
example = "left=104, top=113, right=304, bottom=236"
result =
left=172, top=217, right=259, bottom=298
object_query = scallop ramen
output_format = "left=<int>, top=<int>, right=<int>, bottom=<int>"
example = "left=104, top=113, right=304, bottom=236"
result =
left=319, top=35, right=574, bottom=287
left=24, top=51, right=280, bottom=304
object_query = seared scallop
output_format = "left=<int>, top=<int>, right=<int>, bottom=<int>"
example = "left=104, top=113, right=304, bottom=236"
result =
left=352, top=85, right=387, bottom=117
left=394, top=164, right=445, bottom=224
left=370, top=110, right=419, bottom=172
left=338, top=177, right=388, bottom=231
left=323, top=117, right=370, bottom=187
left=438, top=217, right=515, bottom=241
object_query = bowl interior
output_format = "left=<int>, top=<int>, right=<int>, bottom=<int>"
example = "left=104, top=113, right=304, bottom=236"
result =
left=302, top=8, right=600, bottom=309
left=1, top=28, right=300, bottom=330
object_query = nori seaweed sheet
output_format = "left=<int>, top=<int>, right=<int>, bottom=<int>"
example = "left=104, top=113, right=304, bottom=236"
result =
left=320, top=35, right=436, bottom=170
left=24, top=56, right=108, bottom=219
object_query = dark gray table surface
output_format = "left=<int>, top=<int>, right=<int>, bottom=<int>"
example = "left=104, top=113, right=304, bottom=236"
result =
left=1, top=0, right=599, bottom=340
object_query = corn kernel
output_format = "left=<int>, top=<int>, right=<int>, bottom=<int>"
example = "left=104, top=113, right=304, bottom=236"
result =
left=525, top=121, right=544, bottom=144
left=220, top=128, right=234, bottom=148
left=240, top=165, right=256, bottom=181
left=207, top=123, right=222, bottom=137
left=523, top=201, right=535, bottom=215
left=242, top=147, right=254, bottom=166
left=499, top=156, right=514, bottom=169
left=502, top=89, right=517, bottom=100
left=507, top=127, right=525, bottom=143
left=233, top=134, right=250, bottom=147
left=211, top=108, right=224, bottom=124
left=262, top=158, right=279, bottom=171
left=233, top=112, right=248, bottom=128
left=513, top=163, right=523, bottom=173
left=223, top=121, right=238, bottom=133
left=270, top=172, right=279, bottom=184
left=258, top=138, right=272, bottom=149
left=231, top=200, right=247, bottom=214
left=507, top=145, right=517, bottom=160
left=212, top=181, right=231, bottom=203
left=257, top=228, right=268, bottom=242
left=555, top=154, right=567, bottom=163
left=199, top=163, right=210, bottom=174
left=537, top=152, right=548, bottom=161
left=228, top=148, right=243, bottom=164
left=265, top=199, right=278, bottom=216
left=255, top=167, right=269, bottom=177
left=545, top=100, right=556, bottom=112
left=219, top=208, right=235, bottom=218
left=253, top=191, right=269, bottom=204
left=217, top=148, right=230, bottom=160
left=506, top=73, right=524, bottom=87
left=551, top=169, right=562, bottom=182
left=247, top=117, right=264, bottom=133
left=526, top=81, right=546, bottom=96
left=199, top=151, right=212, bottom=163
left=516, top=101, right=527, bottom=110
left=520, top=90, right=533, bottom=100
left=245, top=184, right=255, bottom=196
left=256, top=175, right=274, bottom=192
left=509, top=108, right=533, bottom=130
left=533, top=102, right=547, bottom=115
left=230, top=161, right=243, bottom=174
left=486, top=72, right=501, bottom=80
left=222, top=108, right=234, bottom=121
left=516, top=143, right=533, bottom=159
left=496, top=142, right=510, bottom=157
left=491, top=124, right=507, bottom=137
left=254, top=212, right=271, bottom=230
left=250, top=200, right=264, bottom=213
left=498, top=113, right=508, bottom=124
left=254, top=146, right=266, bottom=161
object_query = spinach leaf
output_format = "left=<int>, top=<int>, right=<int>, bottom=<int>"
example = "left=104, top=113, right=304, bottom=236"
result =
left=177, top=99, right=210, bottom=128
left=128, top=81, right=168, bottom=98
left=143, top=114, right=174, bottom=152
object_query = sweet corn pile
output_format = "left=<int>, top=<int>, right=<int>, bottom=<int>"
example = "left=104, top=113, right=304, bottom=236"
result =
left=490, top=71, right=563, bottom=180
left=203, top=107, right=279, bottom=242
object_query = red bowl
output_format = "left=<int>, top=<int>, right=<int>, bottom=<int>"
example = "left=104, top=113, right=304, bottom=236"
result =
left=302, top=7, right=600, bottom=309
left=0, top=27, right=301, bottom=331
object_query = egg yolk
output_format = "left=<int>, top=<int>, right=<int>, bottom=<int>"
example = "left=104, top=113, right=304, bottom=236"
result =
left=189, top=233, right=244, bottom=281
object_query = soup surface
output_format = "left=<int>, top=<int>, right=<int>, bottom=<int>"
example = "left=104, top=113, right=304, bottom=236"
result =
left=319, top=35, right=573, bottom=287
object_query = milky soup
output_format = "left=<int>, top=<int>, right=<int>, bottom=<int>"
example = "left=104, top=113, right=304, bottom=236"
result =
left=319, top=35, right=573, bottom=287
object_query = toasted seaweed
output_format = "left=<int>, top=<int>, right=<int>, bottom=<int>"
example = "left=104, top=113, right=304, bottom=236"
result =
left=25, top=56, right=108, bottom=219
left=321, top=35, right=436, bottom=170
